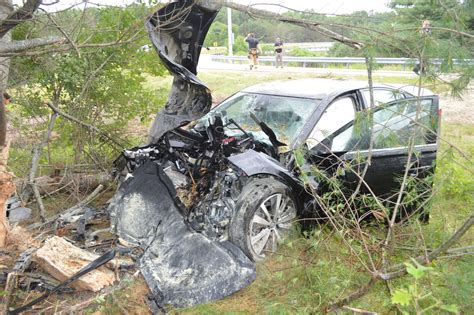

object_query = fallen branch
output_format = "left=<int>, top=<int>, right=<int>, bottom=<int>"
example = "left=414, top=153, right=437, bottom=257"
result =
left=326, top=277, right=377, bottom=312
left=1, top=272, right=18, bottom=314
left=54, top=275, right=135, bottom=314
left=56, top=183, right=105, bottom=224
left=377, top=213, right=474, bottom=280
left=17, top=172, right=109, bottom=197
left=327, top=213, right=474, bottom=311
left=28, top=184, right=104, bottom=230
left=342, top=305, right=378, bottom=314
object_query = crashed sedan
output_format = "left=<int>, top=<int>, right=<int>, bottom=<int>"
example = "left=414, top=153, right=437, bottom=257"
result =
left=108, top=0, right=440, bottom=308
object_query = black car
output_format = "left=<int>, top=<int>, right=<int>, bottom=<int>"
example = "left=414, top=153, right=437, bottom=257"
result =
left=118, top=78, right=439, bottom=260
left=109, top=0, right=440, bottom=307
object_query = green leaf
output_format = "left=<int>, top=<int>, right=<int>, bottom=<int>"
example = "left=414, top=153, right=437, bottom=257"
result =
left=405, top=260, right=433, bottom=279
left=405, top=262, right=424, bottom=279
left=391, top=289, right=412, bottom=306
left=439, top=304, right=459, bottom=314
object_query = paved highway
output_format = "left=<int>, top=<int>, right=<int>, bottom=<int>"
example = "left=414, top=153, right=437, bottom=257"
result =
left=197, top=54, right=419, bottom=78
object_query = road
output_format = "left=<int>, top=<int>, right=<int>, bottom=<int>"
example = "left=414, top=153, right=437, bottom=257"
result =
left=197, top=54, right=419, bottom=78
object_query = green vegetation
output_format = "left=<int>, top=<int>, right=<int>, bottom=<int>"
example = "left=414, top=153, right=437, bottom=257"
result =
left=8, top=4, right=166, bottom=174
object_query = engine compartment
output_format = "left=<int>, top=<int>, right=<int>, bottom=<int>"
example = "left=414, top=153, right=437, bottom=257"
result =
left=113, top=115, right=286, bottom=241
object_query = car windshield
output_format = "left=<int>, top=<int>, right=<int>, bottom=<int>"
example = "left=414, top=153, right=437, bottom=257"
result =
left=197, top=92, right=319, bottom=145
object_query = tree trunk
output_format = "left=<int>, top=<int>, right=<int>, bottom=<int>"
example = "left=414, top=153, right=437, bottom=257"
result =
left=0, top=0, right=13, bottom=248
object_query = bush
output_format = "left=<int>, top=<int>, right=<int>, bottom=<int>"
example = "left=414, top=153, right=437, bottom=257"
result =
left=287, top=47, right=319, bottom=57
left=233, top=35, right=248, bottom=55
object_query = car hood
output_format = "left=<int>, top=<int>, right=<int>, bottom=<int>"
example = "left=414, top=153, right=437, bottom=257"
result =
left=146, top=0, right=221, bottom=143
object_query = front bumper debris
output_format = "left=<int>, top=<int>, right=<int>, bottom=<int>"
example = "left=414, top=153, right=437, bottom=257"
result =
left=109, top=161, right=256, bottom=307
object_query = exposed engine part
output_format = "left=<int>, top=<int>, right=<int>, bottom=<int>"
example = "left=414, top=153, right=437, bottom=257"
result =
left=187, top=167, right=241, bottom=241
left=164, top=166, right=189, bottom=189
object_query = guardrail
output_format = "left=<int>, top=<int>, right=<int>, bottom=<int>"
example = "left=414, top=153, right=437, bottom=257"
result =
left=210, top=55, right=473, bottom=70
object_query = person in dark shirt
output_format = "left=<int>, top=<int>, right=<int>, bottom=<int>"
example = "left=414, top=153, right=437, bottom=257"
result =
left=245, top=33, right=260, bottom=70
left=274, top=38, right=284, bottom=68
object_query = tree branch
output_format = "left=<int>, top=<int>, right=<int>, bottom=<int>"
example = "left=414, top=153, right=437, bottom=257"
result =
left=0, top=0, right=42, bottom=38
left=44, top=101, right=124, bottom=149
left=377, top=213, right=474, bottom=280
left=326, top=277, right=378, bottom=312
left=46, top=13, right=80, bottom=57
left=326, top=213, right=473, bottom=311
left=0, top=36, right=141, bottom=57
left=26, top=112, right=58, bottom=221
left=220, top=0, right=364, bottom=49
left=0, top=36, right=64, bottom=54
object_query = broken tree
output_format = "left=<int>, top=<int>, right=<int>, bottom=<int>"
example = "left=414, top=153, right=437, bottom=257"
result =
left=32, top=236, right=115, bottom=292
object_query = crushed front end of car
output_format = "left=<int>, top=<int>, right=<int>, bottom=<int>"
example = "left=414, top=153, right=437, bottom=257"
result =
left=107, top=0, right=290, bottom=308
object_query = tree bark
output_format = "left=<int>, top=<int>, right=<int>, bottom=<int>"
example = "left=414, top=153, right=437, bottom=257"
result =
left=0, top=0, right=13, bottom=248
left=22, top=112, right=58, bottom=220
left=0, top=0, right=41, bottom=37
left=0, top=36, right=64, bottom=54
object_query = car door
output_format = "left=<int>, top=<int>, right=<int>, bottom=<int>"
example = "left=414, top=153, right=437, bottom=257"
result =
left=304, top=93, right=360, bottom=192
left=308, top=95, right=440, bottom=200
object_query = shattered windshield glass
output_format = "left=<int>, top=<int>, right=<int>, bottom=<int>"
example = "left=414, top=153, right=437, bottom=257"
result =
left=198, top=92, right=319, bottom=145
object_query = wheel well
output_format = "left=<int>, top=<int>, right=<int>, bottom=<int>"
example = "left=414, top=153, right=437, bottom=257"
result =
left=244, top=174, right=300, bottom=210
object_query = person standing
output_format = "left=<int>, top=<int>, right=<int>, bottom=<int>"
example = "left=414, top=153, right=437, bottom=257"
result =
left=274, top=37, right=284, bottom=68
left=413, top=20, right=432, bottom=75
left=245, top=33, right=259, bottom=70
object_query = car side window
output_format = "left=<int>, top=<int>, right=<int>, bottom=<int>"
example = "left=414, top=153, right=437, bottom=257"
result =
left=330, top=98, right=437, bottom=152
left=372, top=98, right=436, bottom=149
left=363, top=88, right=405, bottom=107
left=307, top=96, right=356, bottom=149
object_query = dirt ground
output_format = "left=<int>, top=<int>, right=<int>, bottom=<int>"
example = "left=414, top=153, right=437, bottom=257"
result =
left=439, top=84, right=474, bottom=124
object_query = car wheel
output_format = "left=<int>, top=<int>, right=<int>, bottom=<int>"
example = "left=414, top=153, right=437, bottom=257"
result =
left=229, top=178, right=297, bottom=261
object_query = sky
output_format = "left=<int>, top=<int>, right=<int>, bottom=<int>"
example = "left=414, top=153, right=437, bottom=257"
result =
left=16, top=0, right=392, bottom=14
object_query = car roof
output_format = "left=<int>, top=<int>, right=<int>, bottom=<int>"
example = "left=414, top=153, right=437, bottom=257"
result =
left=240, top=78, right=434, bottom=99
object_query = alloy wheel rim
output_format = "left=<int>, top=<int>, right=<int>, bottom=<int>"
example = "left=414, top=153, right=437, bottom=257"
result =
left=249, top=193, right=296, bottom=258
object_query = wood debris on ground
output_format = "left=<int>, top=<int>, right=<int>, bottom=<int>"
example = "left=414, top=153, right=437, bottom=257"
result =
left=32, top=236, right=116, bottom=292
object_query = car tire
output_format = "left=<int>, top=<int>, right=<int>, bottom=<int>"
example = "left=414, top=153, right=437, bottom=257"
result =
left=229, top=178, right=297, bottom=261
